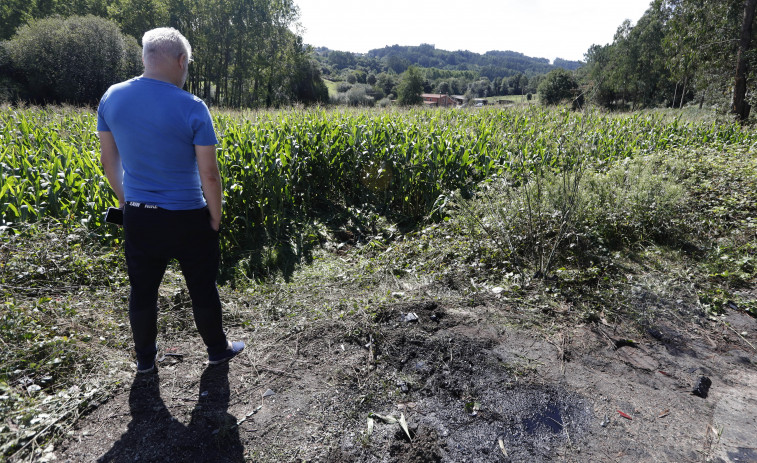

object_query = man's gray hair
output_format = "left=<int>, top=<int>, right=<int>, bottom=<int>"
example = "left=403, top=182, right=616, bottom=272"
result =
left=142, top=28, right=192, bottom=65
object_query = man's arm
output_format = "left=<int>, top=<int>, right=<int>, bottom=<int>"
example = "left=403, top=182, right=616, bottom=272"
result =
left=196, top=145, right=222, bottom=231
left=98, top=131, right=125, bottom=207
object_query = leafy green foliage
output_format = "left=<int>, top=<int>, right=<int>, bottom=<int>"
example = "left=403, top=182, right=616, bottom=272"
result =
left=291, top=57, right=329, bottom=105
left=579, top=154, right=687, bottom=248
left=678, top=146, right=757, bottom=313
left=538, top=69, right=582, bottom=108
left=171, top=0, right=309, bottom=108
left=581, top=0, right=757, bottom=116
left=106, top=0, right=168, bottom=40
left=451, top=129, right=687, bottom=279
left=397, top=67, right=424, bottom=106
left=5, top=15, right=141, bottom=105
left=0, top=108, right=111, bottom=232
left=0, top=0, right=321, bottom=108
left=0, top=0, right=35, bottom=40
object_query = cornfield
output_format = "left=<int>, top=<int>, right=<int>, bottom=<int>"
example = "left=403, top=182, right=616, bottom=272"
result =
left=1, top=105, right=754, bottom=262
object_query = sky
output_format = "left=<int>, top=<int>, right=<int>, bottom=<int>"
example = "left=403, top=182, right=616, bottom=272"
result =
left=294, top=0, right=653, bottom=63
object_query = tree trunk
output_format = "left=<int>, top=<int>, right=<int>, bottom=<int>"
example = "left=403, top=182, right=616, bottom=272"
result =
left=680, top=76, right=687, bottom=109
left=673, top=82, right=679, bottom=109
left=732, top=0, right=757, bottom=122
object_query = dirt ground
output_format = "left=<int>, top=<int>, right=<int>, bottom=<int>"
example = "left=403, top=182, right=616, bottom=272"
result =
left=45, top=279, right=757, bottom=463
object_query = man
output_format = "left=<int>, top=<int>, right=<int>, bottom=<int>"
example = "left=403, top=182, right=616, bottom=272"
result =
left=97, top=27, right=244, bottom=374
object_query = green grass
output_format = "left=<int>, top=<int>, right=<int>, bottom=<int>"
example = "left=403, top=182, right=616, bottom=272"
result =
left=486, top=95, right=534, bottom=105
left=323, top=79, right=339, bottom=99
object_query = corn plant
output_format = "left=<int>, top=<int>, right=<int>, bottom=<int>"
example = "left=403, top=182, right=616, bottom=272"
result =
left=2, top=105, right=755, bottom=278
left=0, top=107, right=108, bottom=233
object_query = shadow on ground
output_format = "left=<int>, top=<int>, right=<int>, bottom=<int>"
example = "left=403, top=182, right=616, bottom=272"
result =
left=94, top=363, right=243, bottom=463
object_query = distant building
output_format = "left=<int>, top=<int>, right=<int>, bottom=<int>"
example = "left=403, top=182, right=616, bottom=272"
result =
left=422, top=93, right=459, bottom=107
left=451, top=95, right=466, bottom=105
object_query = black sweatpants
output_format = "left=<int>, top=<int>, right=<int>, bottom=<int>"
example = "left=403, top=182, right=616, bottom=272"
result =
left=123, top=203, right=227, bottom=363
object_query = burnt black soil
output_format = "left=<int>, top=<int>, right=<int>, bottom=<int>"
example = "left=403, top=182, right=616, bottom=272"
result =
left=51, top=293, right=757, bottom=463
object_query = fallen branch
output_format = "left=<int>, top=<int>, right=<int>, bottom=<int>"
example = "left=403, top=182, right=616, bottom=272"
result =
left=722, top=321, right=756, bottom=352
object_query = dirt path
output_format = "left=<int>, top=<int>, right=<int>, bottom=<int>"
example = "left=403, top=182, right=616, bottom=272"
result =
left=53, top=298, right=757, bottom=462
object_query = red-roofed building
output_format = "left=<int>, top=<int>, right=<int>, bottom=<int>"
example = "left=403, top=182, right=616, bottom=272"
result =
left=422, top=94, right=459, bottom=107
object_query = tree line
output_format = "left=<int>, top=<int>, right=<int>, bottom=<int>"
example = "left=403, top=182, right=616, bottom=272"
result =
left=4, top=0, right=755, bottom=117
left=0, top=0, right=328, bottom=107
left=579, top=0, right=757, bottom=121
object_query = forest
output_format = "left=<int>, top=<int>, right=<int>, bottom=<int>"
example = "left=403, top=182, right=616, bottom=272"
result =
left=580, top=0, right=757, bottom=121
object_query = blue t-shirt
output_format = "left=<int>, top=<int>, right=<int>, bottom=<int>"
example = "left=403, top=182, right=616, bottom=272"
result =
left=97, top=77, right=219, bottom=210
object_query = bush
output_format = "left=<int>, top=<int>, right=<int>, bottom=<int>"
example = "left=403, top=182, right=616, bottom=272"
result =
left=579, top=154, right=686, bottom=248
left=538, top=69, right=583, bottom=109
left=336, top=81, right=352, bottom=93
left=370, top=86, right=385, bottom=101
left=346, top=85, right=373, bottom=106
left=455, top=152, right=686, bottom=278
left=0, top=42, right=23, bottom=102
left=331, top=84, right=375, bottom=106
left=5, top=15, right=141, bottom=105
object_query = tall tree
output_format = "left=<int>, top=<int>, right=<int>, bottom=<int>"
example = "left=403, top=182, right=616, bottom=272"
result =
left=0, top=0, right=35, bottom=40
left=397, top=66, right=423, bottom=105
left=107, top=0, right=168, bottom=40
left=164, top=0, right=312, bottom=108
left=732, top=0, right=757, bottom=121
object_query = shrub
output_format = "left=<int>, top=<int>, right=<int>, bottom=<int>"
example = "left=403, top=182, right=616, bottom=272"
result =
left=330, top=84, right=375, bottom=106
left=346, top=84, right=374, bottom=106
left=578, top=155, right=686, bottom=248
left=336, top=81, right=352, bottom=93
left=0, top=42, right=23, bottom=102
left=455, top=151, right=686, bottom=278
left=370, top=86, right=385, bottom=101
left=5, top=15, right=141, bottom=105
left=538, top=69, right=583, bottom=109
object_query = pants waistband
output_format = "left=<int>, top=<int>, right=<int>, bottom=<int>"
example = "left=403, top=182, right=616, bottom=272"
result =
left=126, top=201, right=162, bottom=210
